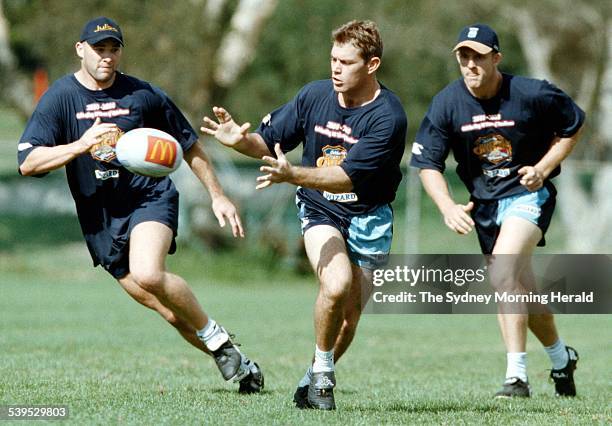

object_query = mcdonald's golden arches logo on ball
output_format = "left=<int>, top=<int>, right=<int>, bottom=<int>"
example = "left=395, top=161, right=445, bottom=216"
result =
left=145, top=136, right=178, bottom=167
left=115, top=128, right=183, bottom=177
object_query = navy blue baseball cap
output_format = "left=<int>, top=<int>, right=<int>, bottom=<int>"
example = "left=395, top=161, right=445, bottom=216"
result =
left=453, top=24, right=499, bottom=54
left=80, top=17, right=123, bottom=46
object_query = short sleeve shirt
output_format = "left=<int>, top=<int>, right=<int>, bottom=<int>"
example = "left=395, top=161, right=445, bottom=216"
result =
left=256, top=79, right=407, bottom=216
left=410, top=74, right=585, bottom=200
left=18, top=72, right=198, bottom=267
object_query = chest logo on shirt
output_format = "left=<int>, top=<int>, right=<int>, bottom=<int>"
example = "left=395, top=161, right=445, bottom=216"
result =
left=76, top=102, right=130, bottom=120
left=314, top=121, right=358, bottom=144
left=90, top=129, right=124, bottom=162
left=95, top=169, right=119, bottom=180
left=316, top=145, right=358, bottom=203
left=316, top=145, right=347, bottom=168
left=472, top=134, right=512, bottom=164
left=461, top=114, right=515, bottom=132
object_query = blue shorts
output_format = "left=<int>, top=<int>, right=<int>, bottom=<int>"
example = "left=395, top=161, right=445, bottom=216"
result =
left=82, top=186, right=179, bottom=279
left=471, top=183, right=556, bottom=254
left=296, top=197, right=393, bottom=269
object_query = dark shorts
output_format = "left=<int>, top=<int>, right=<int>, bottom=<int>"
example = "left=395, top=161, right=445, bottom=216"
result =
left=296, top=196, right=393, bottom=269
left=83, top=187, right=179, bottom=279
left=471, top=182, right=556, bottom=254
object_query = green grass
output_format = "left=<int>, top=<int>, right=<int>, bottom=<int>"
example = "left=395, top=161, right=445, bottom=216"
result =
left=0, top=214, right=83, bottom=251
left=1, top=245, right=610, bottom=425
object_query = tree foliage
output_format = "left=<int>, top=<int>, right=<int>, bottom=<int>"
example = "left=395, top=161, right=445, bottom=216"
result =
left=6, top=0, right=605, bottom=141
left=2, top=0, right=276, bottom=120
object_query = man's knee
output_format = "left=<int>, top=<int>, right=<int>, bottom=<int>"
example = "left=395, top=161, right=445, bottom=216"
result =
left=131, top=268, right=166, bottom=294
left=488, top=260, right=523, bottom=292
left=319, top=271, right=352, bottom=304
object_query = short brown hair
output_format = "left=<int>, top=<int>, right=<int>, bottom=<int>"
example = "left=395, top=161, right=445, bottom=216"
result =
left=332, top=20, right=383, bottom=62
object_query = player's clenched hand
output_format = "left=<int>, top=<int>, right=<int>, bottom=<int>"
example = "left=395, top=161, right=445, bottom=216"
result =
left=441, top=201, right=475, bottom=234
left=256, top=143, right=293, bottom=189
left=518, top=166, right=544, bottom=191
left=76, top=117, right=119, bottom=154
left=211, top=194, right=245, bottom=238
left=201, top=106, right=251, bottom=148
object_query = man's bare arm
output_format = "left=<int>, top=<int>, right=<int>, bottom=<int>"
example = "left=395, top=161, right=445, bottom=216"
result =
left=419, top=168, right=474, bottom=234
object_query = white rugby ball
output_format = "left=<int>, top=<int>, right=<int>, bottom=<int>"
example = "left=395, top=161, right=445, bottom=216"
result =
left=116, top=128, right=183, bottom=177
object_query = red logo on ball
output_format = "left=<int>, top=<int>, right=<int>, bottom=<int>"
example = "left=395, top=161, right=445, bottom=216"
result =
left=145, top=136, right=177, bottom=167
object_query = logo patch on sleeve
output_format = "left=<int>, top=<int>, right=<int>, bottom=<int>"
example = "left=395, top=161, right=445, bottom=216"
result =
left=411, top=142, right=424, bottom=155
left=18, top=142, right=33, bottom=151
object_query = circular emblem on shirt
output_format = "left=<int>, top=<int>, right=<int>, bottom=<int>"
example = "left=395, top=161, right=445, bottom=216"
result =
left=472, top=133, right=512, bottom=164
left=316, top=145, right=347, bottom=168
left=90, top=129, right=124, bottom=162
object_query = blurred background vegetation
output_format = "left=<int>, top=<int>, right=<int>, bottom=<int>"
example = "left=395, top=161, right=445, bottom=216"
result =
left=0, top=0, right=610, bottom=274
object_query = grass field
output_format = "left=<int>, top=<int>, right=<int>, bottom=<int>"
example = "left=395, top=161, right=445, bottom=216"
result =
left=1, top=244, right=610, bottom=425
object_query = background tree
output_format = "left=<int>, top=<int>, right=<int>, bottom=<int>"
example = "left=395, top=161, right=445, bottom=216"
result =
left=1, top=0, right=277, bottom=120
left=0, top=0, right=32, bottom=119
left=501, top=0, right=611, bottom=252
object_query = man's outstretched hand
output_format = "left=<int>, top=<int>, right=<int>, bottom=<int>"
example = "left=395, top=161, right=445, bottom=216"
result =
left=256, top=144, right=293, bottom=190
left=200, top=106, right=251, bottom=148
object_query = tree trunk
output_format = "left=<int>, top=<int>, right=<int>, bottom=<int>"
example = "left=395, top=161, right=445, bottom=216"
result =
left=509, top=4, right=611, bottom=252
left=214, top=0, right=278, bottom=87
left=0, top=0, right=33, bottom=119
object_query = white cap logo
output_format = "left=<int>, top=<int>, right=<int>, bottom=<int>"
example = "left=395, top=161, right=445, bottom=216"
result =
left=467, top=27, right=479, bottom=38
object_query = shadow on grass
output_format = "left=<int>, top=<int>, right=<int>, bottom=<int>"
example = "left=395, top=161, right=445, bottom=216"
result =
left=342, top=398, right=571, bottom=415
left=207, top=387, right=277, bottom=396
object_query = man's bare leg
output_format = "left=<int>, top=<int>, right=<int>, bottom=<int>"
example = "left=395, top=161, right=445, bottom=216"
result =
left=295, top=225, right=353, bottom=409
left=127, top=221, right=208, bottom=330
left=333, top=264, right=371, bottom=361
left=117, top=274, right=210, bottom=353
left=118, top=221, right=262, bottom=390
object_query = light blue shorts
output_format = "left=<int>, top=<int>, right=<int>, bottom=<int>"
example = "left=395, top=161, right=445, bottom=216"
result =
left=472, top=184, right=557, bottom=254
left=346, top=205, right=393, bottom=268
left=495, top=186, right=552, bottom=227
left=296, top=199, right=393, bottom=269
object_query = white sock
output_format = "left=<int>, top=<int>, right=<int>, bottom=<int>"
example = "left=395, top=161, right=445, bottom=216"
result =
left=298, top=366, right=313, bottom=387
left=506, top=352, right=528, bottom=382
left=544, top=339, right=569, bottom=370
left=196, top=319, right=229, bottom=351
left=312, top=345, right=334, bottom=373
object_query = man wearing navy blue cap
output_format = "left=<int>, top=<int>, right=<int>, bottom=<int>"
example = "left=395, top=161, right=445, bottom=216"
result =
left=80, top=16, right=124, bottom=46
left=17, top=16, right=263, bottom=393
left=411, top=23, right=583, bottom=398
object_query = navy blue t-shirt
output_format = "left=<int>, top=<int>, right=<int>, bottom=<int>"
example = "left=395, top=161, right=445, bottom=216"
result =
left=410, top=73, right=585, bottom=200
left=18, top=72, right=197, bottom=269
left=256, top=79, right=407, bottom=216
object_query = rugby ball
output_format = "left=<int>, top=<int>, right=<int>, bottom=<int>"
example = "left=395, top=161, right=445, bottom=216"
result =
left=116, top=128, right=183, bottom=177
